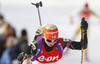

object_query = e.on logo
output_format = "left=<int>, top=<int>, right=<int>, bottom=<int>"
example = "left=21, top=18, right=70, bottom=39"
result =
left=38, top=55, right=59, bottom=61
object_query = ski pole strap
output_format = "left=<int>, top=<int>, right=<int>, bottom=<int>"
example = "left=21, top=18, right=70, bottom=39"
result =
left=31, top=36, right=43, bottom=61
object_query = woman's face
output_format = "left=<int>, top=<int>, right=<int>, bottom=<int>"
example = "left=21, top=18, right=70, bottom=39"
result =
left=44, top=38, right=57, bottom=47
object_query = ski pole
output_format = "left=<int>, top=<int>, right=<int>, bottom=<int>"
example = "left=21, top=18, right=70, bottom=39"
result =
left=31, top=1, right=43, bottom=26
left=20, top=53, right=27, bottom=64
left=81, top=29, right=84, bottom=64
left=81, top=18, right=85, bottom=64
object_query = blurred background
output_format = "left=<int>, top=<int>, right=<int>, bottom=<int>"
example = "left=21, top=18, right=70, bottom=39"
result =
left=0, top=0, right=100, bottom=64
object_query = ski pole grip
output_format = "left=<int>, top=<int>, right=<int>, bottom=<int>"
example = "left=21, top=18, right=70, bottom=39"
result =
left=21, top=53, right=28, bottom=64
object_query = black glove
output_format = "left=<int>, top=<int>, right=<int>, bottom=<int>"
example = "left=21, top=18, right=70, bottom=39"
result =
left=17, top=52, right=24, bottom=61
left=24, top=45, right=32, bottom=55
left=17, top=52, right=29, bottom=61
left=81, top=18, right=88, bottom=30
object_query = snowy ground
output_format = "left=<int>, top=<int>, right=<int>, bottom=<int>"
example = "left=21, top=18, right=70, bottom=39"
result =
left=1, top=3, right=100, bottom=64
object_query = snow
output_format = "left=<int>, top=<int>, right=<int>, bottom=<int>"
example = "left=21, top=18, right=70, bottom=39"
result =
left=1, top=2, right=100, bottom=64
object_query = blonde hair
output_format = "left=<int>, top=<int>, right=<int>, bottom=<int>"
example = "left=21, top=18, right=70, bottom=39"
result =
left=45, top=24, right=57, bottom=30
left=36, top=24, right=49, bottom=36
left=36, top=24, right=57, bottom=36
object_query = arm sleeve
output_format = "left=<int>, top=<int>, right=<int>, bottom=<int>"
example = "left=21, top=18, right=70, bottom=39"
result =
left=29, top=41, right=38, bottom=55
left=62, top=30, right=88, bottom=50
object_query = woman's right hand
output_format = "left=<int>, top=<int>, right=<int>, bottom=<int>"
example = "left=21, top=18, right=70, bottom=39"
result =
left=17, top=52, right=29, bottom=61
left=17, top=52, right=25, bottom=61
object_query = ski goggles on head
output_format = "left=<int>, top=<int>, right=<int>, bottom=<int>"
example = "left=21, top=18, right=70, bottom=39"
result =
left=46, top=38, right=58, bottom=42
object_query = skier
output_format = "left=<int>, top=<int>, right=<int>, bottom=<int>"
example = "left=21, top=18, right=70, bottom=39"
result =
left=70, top=3, right=100, bottom=24
left=70, top=3, right=100, bottom=40
left=70, top=3, right=100, bottom=61
left=17, top=18, right=88, bottom=64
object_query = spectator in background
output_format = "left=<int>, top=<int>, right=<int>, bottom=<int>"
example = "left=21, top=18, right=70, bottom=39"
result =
left=0, top=14, right=6, bottom=57
left=0, top=28, right=17, bottom=64
left=0, top=14, right=14, bottom=64
left=0, top=38, right=6, bottom=58
left=0, top=14, right=7, bottom=39
left=6, top=28, right=18, bottom=48
left=9, top=28, right=19, bottom=64
left=0, top=35, right=11, bottom=64
left=10, top=29, right=29, bottom=64
left=0, top=14, right=13, bottom=39
left=18, top=29, right=28, bottom=52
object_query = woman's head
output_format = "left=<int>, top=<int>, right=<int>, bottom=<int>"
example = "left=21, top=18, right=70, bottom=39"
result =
left=43, top=24, right=58, bottom=47
left=44, top=24, right=58, bottom=39
left=84, top=3, right=88, bottom=8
